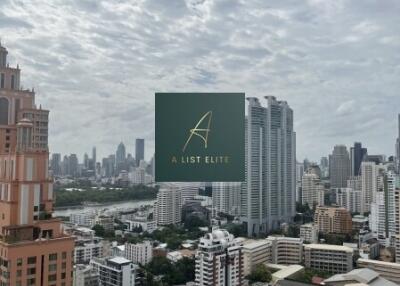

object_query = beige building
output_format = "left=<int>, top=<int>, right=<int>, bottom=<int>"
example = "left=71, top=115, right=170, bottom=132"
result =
left=267, top=236, right=303, bottom=265
left=154, top=187, right=182, bottom=225
left=0, top=44, right=74, bottom=286
left=301, top=172, right=325, bottom=208
left=242, top=240, right=272, bottom=275
left=299, top=223, right=318, bottom=243
left=358, top=258, right=400, bottom=284
left=304, top=244, right=353, bottom=274
left=314, top=206, right=352, bottom=234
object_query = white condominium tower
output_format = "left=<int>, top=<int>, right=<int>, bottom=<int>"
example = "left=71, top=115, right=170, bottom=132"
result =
left=241, top=96, right=296, bottom=236
left=195, top=230, right=243, bottom=286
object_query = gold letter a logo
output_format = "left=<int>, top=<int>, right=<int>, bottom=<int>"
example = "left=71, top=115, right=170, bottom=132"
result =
left=182, top=111, right=212, bottom=152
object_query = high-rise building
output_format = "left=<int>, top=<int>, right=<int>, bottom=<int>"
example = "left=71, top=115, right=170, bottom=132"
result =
left=195, top=229, right=243, bottom=286
left=360, top=161, right=379, bottom=214
left=69, top=153, right=79, bottom=177
left=154, top=187, right=182, bottom=225
left=350, top=142, right=368, bottom=176
left=50, top=153, right=61, bottom=176
left=369, top=172, right=397, bottom=246
left=301, top=172, right=325, bottom=208
left=334, top=187, right=362, bottom=214
left=135, top=138, right=144, bottom=166
left=396, top=114, right=400, bottom=174
left=320, top=156, right=329, bottom=178
left=329, top=145, right=351, bottom=188
left=116, top=142, right=127, bottom=173
left=92, top=146, right=96, bottom=164
left=314, top=206, right=352, bottom=234
left=0, top=44, right=74, bottom=286
left=212, top=182, right=241, bottom=216
left=241, top=96, right=296, bottom=236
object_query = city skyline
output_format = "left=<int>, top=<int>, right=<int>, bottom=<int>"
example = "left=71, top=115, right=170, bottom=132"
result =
left=0, top=1, right=399, bottom=161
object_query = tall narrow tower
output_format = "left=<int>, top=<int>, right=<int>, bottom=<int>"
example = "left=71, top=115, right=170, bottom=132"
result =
left=0, top=44, right=74, bottom=286
left=396, top=114, right=400, bottom=174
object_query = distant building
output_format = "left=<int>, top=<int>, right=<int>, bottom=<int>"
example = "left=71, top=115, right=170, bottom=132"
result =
left=299, top=223, right=318, bottom=243
left=212, top=182, right=241, bottom=216
left=301, top=172, right=325, bottom=208
left=125, top=241, right=153, bottom=265
left=154, top=187, right=182, bottom=225
left=329, top=145, right=351, bottom=188
left=361, top=161, right=379, bottom=214
left=350, top=142, right=368, bottom=176
left=91, top=257, right=137, bottom=286
left=195, top=229, right=243, bottom=286
left=304, top=244, right=353, bottom=274
left=334, top=187, right=361, bottom=214
left=314, top=206, right=352, bottom=234
left=70, top=212, right=96, bottom=227
left=51, top=153, right=62, bottom=175
left=135, top=138, right=144, bottom=166
left=94, top=215, right=115, bottom=233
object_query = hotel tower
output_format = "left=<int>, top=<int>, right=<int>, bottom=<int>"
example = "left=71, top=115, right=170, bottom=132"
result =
left=0, top=44, right=74, bottom=286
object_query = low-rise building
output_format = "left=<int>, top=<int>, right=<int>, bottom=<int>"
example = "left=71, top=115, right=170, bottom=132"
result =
left=73, top=264, right=99, bottom=286
left=94, top=215, right=115, bottom=233
left=91, top=257, right=137, bottom=286
left=299, top=223, right=318, bottom=243
left=70, top=212, right=96, bottom=227
left=125, top=218, right=157, bottom=233
left=267, top=236, right=303, bottom=265
left=242, top=240, right=272, bottom=276
left=324, top=268, right=398, bottom=286
left=358, top=258, right=400, bottom=284
left=304, top=244, right=353, bottom=274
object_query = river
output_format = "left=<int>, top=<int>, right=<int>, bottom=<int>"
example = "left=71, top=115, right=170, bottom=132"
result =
left=53, top=199, right=156, bottom=217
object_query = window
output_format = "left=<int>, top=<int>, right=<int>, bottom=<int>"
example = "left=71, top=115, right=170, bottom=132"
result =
left=0, top=73, right=4, bottom=88
left=61, top=272, right=66, bottom=279
left=17, top=270, right=22, bottom=277
left=27, top=268, right=36, bottom=275
left=27, top=256, right=36, bottom=264
left=49, top=253, right=57, bottom=261
left=62, top=262, right=66, bottom=269
left=34, top=206, right=38, bottom=212
left=10, top=75, right=15, bottom=89
left=48, top=274, right=57, bottom=282
left=17, top=258, right=22, bottom=266
left=48, top=264, right=57, bottom=272
left=27, top=278, right=35, bottom=286
left=62, top=252, right=67, bottom=259
left=0, top=97, right=9, bottom=125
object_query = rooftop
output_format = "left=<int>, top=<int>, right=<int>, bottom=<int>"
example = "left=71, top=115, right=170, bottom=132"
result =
left=305, top=243, right=353, bottom=252
left=108, top=257, right=131, bottom=265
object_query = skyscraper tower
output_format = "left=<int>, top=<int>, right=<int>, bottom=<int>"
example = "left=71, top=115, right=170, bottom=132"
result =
left=135, top=138, right=144, bottom=166
left=329, top=145, right=351, bottom=188
left=0, top=44, right=74, bottom=285
left=350, top=142, right=368, bottom=176
left=396, top=114, right=400, bottom=174
left=92, top=146, right=96, bottom=164
left=241, top=96, right=296, bottom=236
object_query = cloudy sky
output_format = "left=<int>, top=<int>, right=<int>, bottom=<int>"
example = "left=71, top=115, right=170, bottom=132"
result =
left=1, top=0, right=399, bottom=162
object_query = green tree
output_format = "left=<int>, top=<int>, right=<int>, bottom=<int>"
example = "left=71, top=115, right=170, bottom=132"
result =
left=184, top=215, right=208, bottom=230
left=92, top=224, right=105, bottom=237
left=246, top=264, right=272, bottom=284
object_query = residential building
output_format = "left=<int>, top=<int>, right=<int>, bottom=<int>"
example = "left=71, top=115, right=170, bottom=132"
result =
left=301, top=172, right=325, bottom=208
left=51, top=153, right=62, bottom=176
left=75, top=236, right=104, bottom=265
left=94, top=215, right=115, bottom=233
left=91, top=257, right=137, bottom=286
left=358, top=258, right=400, bottom=284
left=396, top=114, right=400, bottom=174
left=74, top=264, right=99, bottom=286
left=267, top=236, right=303, bottom=265
left=195, top=229, right=243, bottom=286
left=304, top=244, right=353, bottom=274
left=334, top=187, right=362, bottom=213
left=0, top=43, right=74, bottom=286
left=241, top=96, right=296, bottom=236
left=124, top=241, right=153, bottom=265
left=299, top=223, right=318, bottom=243
left=361, top=161, right=379, bottom=213
left=154, top=187, right=182, bottom=225
left=242, top=240, right=272, bottom=276
left=124, top=218, right=157, bottom=233
left=329, top=145, right=351, bottom=188
left=314, top=206, right=352, bottom=234
left=212, top=182, right=241, bottom=216
left=70, top=212, right=96, bottom=227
